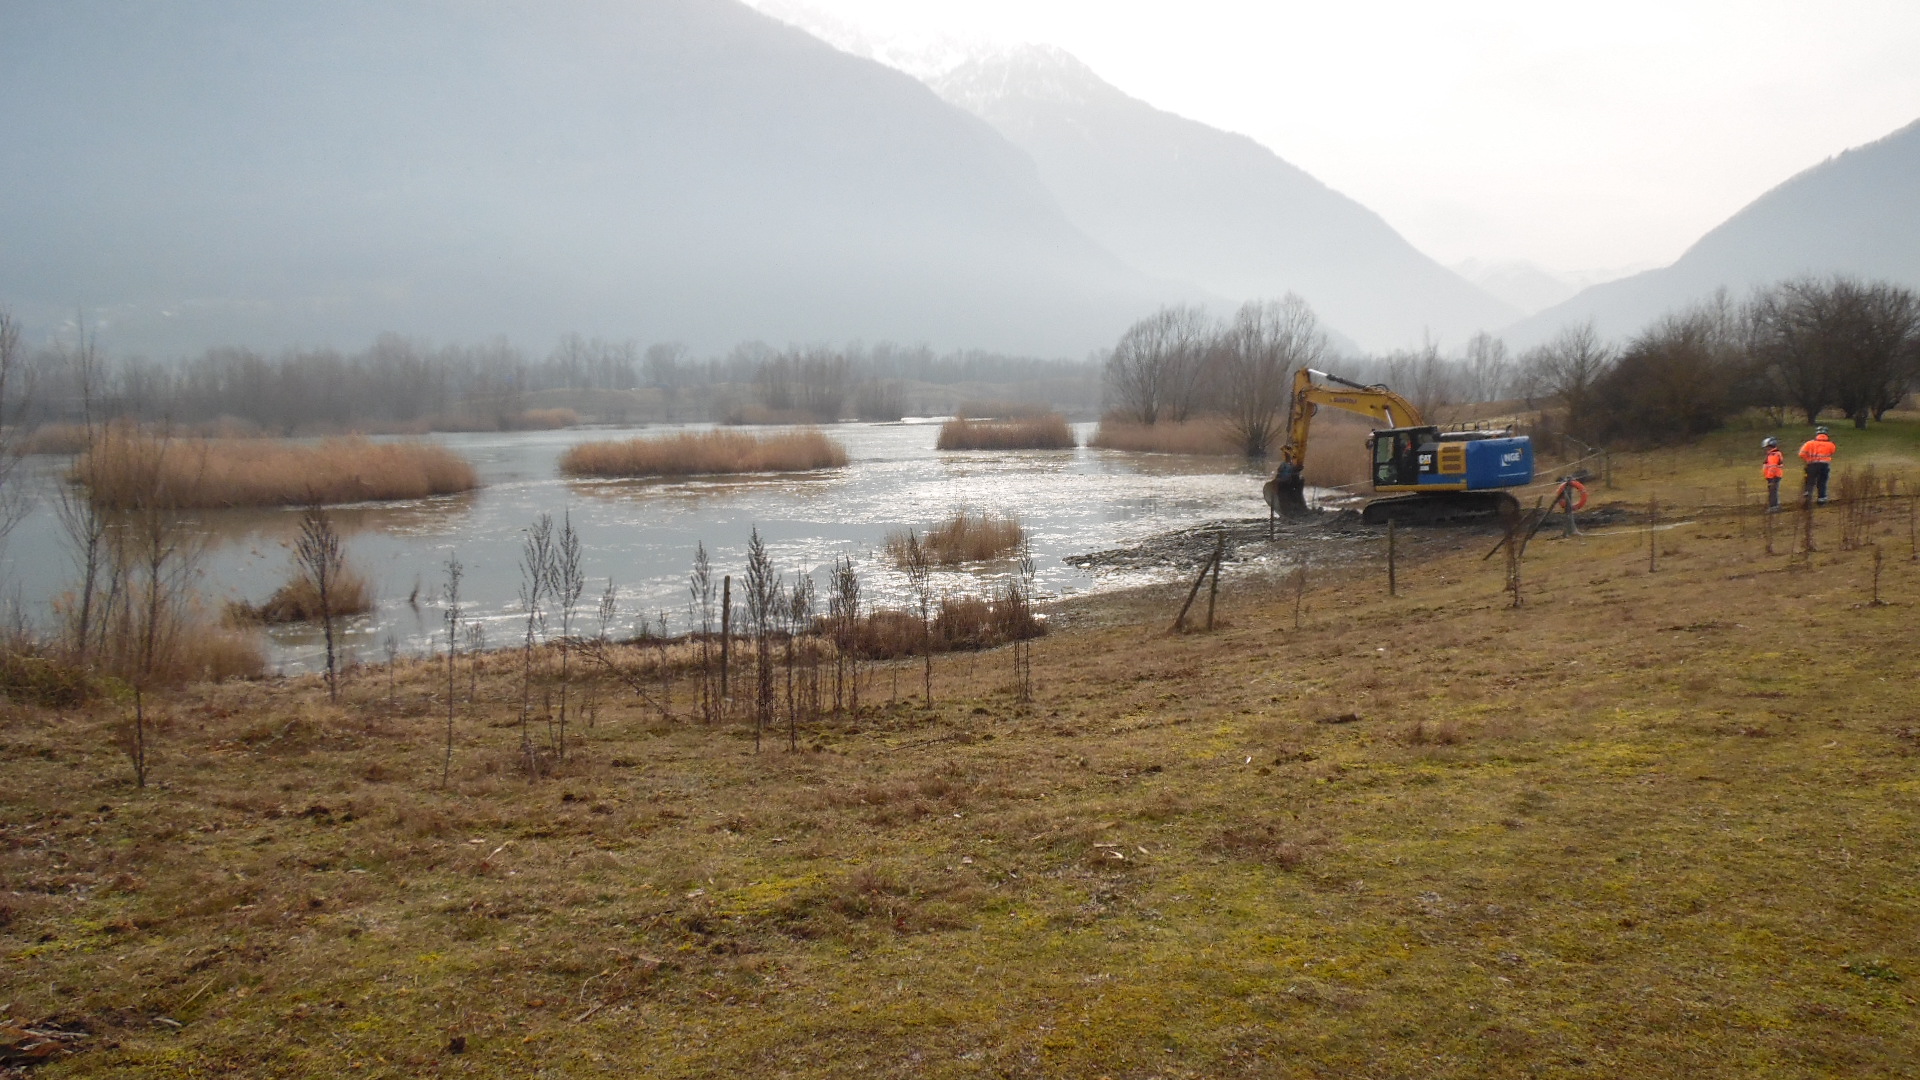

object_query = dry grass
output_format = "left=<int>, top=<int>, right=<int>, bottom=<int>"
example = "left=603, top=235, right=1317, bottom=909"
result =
left=887, top=509, right=1026, bottom=566
left=935, top=414, right=1075, bottom=451
left=225, top=567, right=375, bottom=626
left=1087, top=417, right=1241, bottom=455
left=11, top=430, right=1920, bottom=1077
left=73, top=428, right=479, bottom=508
left=558, top=429, right=848, bottom=478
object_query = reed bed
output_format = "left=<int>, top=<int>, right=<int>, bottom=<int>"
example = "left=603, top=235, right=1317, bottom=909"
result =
left=848, top=596, right=1044, bottom=659
left=888, top=509, right=1026, bottom=565
left=558, top=429, right=848, bottom=478
left=935, top=414, right=1075, bottom=451
left=225, top=567, right=375, bottom=626
left=74, top=429, right=479, bottom=508
left=1086, top=418, right=1240, bottom=455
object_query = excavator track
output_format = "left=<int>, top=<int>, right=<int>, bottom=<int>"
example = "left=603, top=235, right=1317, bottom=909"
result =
left=1360, top=491, right=1519, bottom=526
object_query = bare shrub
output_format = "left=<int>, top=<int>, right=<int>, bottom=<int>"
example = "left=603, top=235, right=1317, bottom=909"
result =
left=74, top=427, right=478, bottom=508
left=846, top=596, right=1043, bottom=659
left=225, top=566, right=374, bottom=625
left=887, top=509, right=1025, bottom=566
left=558, top=429, right=847, bottom=478
left=935, top=415, right=1075, bottom=451
left=0, top=640, right=95, bottom=707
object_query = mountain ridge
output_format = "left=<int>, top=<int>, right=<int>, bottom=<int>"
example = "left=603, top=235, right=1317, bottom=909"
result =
left=1510, top=116, right=1920, bottom=345
left=927, top=45, right=1521, bottom=351
left=0, top=0, right=1172, bottom=357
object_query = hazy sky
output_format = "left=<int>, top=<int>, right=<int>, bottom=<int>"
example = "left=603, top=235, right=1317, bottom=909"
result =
left=752, top=0, right=1920, bottom=277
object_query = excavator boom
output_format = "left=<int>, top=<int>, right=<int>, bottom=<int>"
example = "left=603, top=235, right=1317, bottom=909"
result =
left=1264, top=368, right=1422, bottom=515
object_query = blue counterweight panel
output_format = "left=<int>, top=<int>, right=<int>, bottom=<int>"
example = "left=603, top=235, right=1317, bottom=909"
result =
left=1464, top=437, right=1533, bottom=490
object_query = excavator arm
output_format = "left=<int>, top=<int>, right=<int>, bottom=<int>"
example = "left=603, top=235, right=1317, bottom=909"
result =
left=1264, top=368, right=1424, bottom=515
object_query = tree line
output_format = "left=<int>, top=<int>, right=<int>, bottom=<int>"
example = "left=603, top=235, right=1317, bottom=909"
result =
left=1102, top=275, right=1920, bottom=451
left=7, top=326, right=1099, bottom=432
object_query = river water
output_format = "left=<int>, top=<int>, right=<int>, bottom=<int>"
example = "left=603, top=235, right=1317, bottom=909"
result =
left=1, top=422, right=1275, bottom=671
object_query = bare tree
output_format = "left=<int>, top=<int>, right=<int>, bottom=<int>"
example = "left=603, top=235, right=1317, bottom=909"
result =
left=54, top=319, right=109, bottom=660
left=743, top=528, right=781, bottom=751
left=1520, top=321, right=1614, bottom=440
left=546, top=511, right=586, bottom=761
left=294, top=505, right=346, bottom=702
left=0, top=309, right=33, bottom=545
left=1460, top=331, right=1513, bottom=404
left=786, top=574, right=815, bottom=751
left=1753, top=276, right=1920, bottom=428
left=1384, top=338, right=1456, bottom=419
left=518, top=513, right=554, bottom=775
left=689, top=543, right=717, bottom=724
left=112, top=425, right=205, bottom=788
left=901, top=530, right=935, bottom=707
left=1216, top=296, right=1327, bottom=457
left=830, top=555, right=860, bottom=719
left=1103, top=305, right=1213, bottom=424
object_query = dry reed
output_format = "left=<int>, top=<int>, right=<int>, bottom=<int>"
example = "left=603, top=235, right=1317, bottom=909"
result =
left=1087, top=418, right=1240, bottom=455
left=558, top=429, right=848, bottom=478
left=225, top=567, right=375, bottom=626
left=1290, top=409, right=1379, bottom=489
left=847, top=597, right=1044, bottom=659
left=74, top=428, right=479, bottom=508
left=888, top=509, right=1025, bottom=565
left=936, top=415, right=1075, bottom=451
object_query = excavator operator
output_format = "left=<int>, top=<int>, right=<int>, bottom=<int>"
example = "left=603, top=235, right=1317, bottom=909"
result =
left=1799, top=426, right=1837, bottom=506
left=1396, top=432, right=1422, bottom=485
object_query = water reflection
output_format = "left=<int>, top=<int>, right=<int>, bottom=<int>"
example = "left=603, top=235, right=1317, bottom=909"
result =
left=1, top=423, right=1273, bottom=671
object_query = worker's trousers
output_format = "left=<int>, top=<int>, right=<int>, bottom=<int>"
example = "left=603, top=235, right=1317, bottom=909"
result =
left=1804, top=462, right=1830, bottom=504
left=1766, top=477, right=1780, bottom=509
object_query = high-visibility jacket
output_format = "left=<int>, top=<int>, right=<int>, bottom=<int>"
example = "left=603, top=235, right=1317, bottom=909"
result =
left=1799, top=435, right=1836, bottom=464
left=1763, top=449, right=1784, bottom=479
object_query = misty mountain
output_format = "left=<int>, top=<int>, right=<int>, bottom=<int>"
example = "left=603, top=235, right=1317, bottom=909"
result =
left=929, top=46, right=1521, bottom=352
left=1511, top=116, right=1920, bottom=345
left=0, top=0, right=1170, bottom=357
left=1451, top=259, right=1583, bottom=317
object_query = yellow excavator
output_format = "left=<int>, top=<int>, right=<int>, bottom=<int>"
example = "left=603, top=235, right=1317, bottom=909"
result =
left=1263, top=368, right=1533, bottom=525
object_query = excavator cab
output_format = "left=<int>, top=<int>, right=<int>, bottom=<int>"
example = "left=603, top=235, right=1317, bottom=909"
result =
left=1372, top=426, right=1439, bottom=487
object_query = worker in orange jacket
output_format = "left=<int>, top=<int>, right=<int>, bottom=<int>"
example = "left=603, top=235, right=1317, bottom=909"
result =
left=1762, top=436, right=1785, bottom=511
left=1799, top=426, right=1837, bottom=506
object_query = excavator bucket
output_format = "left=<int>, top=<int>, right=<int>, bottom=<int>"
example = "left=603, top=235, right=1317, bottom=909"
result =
left=1263, top=465, right=1310, bottom=516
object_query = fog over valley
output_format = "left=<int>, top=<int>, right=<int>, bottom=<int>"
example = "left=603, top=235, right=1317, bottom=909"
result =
left=1, top=0, right=1917, bottom=363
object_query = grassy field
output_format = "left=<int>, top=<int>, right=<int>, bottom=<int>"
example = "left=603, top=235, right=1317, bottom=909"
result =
left=6, top=425, right=1920, bottom=1078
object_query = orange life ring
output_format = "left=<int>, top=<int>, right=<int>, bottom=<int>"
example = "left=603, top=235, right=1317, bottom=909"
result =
left=1560, top=479, right=1588, bottom=512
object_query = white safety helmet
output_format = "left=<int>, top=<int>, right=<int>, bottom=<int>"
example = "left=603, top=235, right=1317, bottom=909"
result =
left=1762, top=437, right=1778, bottom=449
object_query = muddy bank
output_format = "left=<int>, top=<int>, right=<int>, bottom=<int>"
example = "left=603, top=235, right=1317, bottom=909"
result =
left=1063, top=512, right=1376, bottom=574
left=1062, top=499, right=1638, bottom=578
